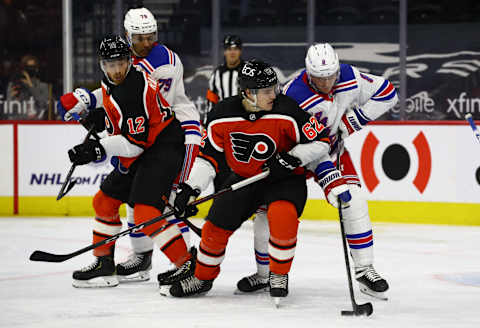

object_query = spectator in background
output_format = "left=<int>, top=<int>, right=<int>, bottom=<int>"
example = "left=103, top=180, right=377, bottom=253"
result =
left=205, top=35, right=245, bottom=123
left=5, top=54, right=49, bottom=120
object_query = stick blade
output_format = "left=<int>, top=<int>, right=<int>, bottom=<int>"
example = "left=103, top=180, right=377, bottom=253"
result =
left=341, top=302, right=373, bottom=317
left=29, top=250, right=71, bottom=263
left=356, top=302, right=373, bottom=316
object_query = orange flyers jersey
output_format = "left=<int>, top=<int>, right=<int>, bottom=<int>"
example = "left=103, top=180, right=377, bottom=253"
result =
left=101, top=68, right=174, bottom=168
left=200, top=94, right=330, bottom=178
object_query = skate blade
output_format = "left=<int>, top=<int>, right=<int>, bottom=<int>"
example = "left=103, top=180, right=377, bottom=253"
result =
left=273, top=297, right=281, bottom=308
left=359, top=286, right=388, bottom=301
left=234, top=287, right=269, bottom=295
left=159, top=285, right=172, bottom=297
left=117, top=271, right=150, bottom=283
left=72, top=276, right=119, bottom=288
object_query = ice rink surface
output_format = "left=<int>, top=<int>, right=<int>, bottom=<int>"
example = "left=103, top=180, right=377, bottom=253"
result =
left=1, top=217, right=479, bottom=328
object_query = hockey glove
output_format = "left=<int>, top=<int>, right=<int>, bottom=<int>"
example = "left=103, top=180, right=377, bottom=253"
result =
left=57, top=88, right=96, bottom=121
left=266, top=152, right=302, bottom=181
left=68, top=139, right=106, bottom=165
left=315, top=161, right=352, bottom=208
left=174, top=183, right=201, bottom=219
left=338, top=105, right=371, bottom=137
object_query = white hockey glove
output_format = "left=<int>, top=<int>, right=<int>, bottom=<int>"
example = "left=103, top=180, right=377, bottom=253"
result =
left=57, top=88, right=96, bottom=121
left=338, top=105, right=371, bottom=137
left=315, top=161, right=351, bottom=208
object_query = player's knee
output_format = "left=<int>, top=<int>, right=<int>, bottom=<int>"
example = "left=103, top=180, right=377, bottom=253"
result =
left=133, top=204, right=162, bottom=225
left=343, top=185, right=369, bottom=222
left=92, top=190, right=122, bottom=220
left=201, top=221, right=233, bottom=250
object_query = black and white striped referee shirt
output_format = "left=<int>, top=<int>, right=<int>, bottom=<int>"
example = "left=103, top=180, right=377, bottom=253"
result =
left=206, top=60, right=245, bottom=111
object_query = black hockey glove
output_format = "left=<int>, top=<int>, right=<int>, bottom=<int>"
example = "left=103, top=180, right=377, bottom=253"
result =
left=68, top=139, right=106, bottom=165
left=82, top=108, right=106, bottom=133
left=174, top=183, right=201, bottom=220
left=265, top=152, right=302, bottom=181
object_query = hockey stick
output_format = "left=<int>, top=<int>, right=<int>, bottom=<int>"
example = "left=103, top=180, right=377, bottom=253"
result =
left=465, top=114, right=480, bottom=144
left=336, top=140, right=373, bottom=317
left=161, top=195, right=203, bottom=237
left=56, top=124, right=97, bottom=200
left=30, top=169, right=269, bottom=263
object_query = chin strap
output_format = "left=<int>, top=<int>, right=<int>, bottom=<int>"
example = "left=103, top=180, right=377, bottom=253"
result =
left=242, top=91, right=263, bottom=112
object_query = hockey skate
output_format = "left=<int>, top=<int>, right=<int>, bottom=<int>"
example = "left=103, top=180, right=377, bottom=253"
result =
left=116, top=250, right=152, bottom=282
left=72, top=255, right=118, bottom=288
left=158, top=247, right=197, bottom=286
left=269, top=272, right=288, bottom=308
left=160, top=275, right=213, bottom=297
left=235, top=273, right=269, bottom=294
left=355, top=265, right=389, bottom=301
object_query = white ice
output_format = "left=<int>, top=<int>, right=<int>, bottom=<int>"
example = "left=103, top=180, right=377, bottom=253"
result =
left=1, top=217, right=479, bottom=328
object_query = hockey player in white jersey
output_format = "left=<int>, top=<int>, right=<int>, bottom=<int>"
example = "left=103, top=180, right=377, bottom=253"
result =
left=237, top=43, right=397, bottom=300
left=57, top=8, right=201, bottom=283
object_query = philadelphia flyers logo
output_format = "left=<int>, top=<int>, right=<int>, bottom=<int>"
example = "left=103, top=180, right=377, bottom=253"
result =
left=361, top=131, right=432, bottom=193
left=104, top=113, right=114, bottom=135
left=230, top=132, right=276, bottom=163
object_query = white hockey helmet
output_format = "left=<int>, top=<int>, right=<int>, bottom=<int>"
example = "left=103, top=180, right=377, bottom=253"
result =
left=124, top=7, right=158, bottom=46
left=305, top=43, right=340, bottom=78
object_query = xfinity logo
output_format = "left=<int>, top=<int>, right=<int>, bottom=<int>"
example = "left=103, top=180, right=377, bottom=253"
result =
left=446, top=92, right=480, bottom=118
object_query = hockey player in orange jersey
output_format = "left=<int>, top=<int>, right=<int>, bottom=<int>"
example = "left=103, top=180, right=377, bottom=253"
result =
left=66, top=36, right=195, bottom=288
left=157, top=60, right=351, bottom=303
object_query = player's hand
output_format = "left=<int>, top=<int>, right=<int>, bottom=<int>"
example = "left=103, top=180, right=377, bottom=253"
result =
left=174, top=183, right=201, bottom=219
left=265, top=152, right=301, bottom=181
left=68, top=139, right=106, bottom=165
left=338, top=105, right=371, bottom=137
left=315, top=161, right=352, bottom=208
left=57, top=88, right=96, bottom=121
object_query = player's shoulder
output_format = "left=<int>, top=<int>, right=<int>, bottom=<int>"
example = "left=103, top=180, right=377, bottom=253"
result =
left=209, top=96, right=244, bottom=121
left=143, top=44, right=178, bottom=70
left=333, top=64, right=359, bottom=94
left=274, top=94, right=304, bottom=115
left=283, top=70, right=316, bottom=103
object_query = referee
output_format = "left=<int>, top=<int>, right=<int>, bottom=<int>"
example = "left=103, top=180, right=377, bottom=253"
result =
left=205, top=35, right=245, bottom=121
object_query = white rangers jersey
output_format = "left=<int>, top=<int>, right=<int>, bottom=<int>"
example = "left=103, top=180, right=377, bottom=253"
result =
left=283, top=63, right=398, bottom=154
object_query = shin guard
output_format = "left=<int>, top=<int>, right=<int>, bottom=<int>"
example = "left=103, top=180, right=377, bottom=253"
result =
left=342, top=185, right=374, bottom=267
left=267, top=200, right=299, bottom=275
left=92, top=190, right=123, bottom=257
left=166, top=190, right=191, bottom=247
left=126, top=204, right=154, bottom=254
left=195, top=221, right=233, bottom=281
left=134, top=204, right=190, bottom=267
left=253, top=207, right=270, bottom=277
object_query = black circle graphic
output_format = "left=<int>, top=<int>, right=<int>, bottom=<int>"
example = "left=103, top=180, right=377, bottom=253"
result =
left=382, top=144, right=410, bottom=181
left=476, top=167, right=480, bottom=185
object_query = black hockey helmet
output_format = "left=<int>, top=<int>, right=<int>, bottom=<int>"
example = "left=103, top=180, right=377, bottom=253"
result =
left=238, top=59, right=278, bottom=91
left=223, top=34, right=242, bottom=49
left=98, top=35, right=131, bottom=61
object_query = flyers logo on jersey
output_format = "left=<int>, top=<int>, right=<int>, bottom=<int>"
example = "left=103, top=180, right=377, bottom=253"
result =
left=230, top=132, right=276, bottom=163
left=105, top=114, right=114, bottom=135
